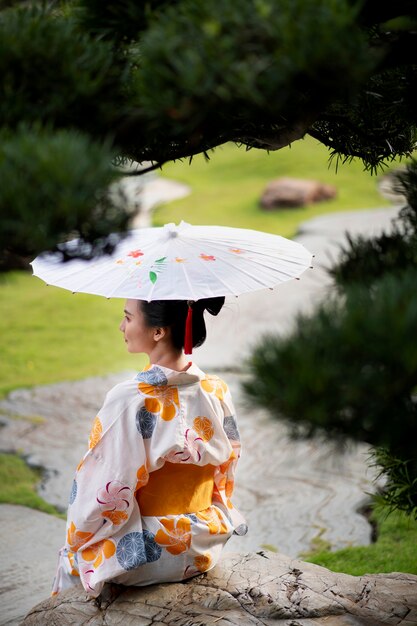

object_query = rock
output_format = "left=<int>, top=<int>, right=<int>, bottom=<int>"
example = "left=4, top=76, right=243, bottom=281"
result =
left=377, top=167, right=408, bottom=205
left=22, top=551, right=417, bottom=626
left=260, top=177, right=337, bottom=209
left=0, top=504, right=65, bottom=626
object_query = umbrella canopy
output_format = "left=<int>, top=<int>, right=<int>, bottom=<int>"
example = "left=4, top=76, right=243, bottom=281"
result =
left=31, top=221, right=313, bottom=301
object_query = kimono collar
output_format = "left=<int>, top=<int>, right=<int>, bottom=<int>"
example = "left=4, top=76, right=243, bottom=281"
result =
left=135, top=362, right=206, bottom=387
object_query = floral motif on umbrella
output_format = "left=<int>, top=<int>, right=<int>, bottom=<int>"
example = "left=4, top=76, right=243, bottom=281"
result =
left=127, top=249, right=144, bottom=259
left=116, top=532, right=147, bottom=570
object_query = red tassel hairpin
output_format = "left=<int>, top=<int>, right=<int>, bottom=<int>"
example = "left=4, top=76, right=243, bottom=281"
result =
left=184, top=301, right=194, bottom=355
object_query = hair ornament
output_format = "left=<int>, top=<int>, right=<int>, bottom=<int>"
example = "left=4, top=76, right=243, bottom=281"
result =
left=184, top=300, right=194, bottom=355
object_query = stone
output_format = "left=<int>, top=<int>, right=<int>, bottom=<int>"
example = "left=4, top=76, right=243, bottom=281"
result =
left=260, top=177, right=337, bottom=209
left=22, top=551, right=417, bottom=625
left=0, top=504, right=65, bottom=626
left=377, top=167, right=408, bottom=205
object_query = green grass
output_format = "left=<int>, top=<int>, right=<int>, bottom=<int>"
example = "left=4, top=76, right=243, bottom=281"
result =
left=0, top=271, right=146, bottom=398
left=305, top=506, right=417, bottom=575
left=155, top=137, right=393, bottom=237
left=0, top=452, right=65, bottom=518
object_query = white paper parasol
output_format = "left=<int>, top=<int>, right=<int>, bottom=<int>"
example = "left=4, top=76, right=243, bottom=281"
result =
left=31, top=221, right=313, bottom=300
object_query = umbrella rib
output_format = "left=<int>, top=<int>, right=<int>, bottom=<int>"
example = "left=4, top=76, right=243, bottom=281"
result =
left=181, top=264, right=198, bottom=301
left=105, top=267, right=140, bottom=298
left=179, top=236, right=308, bottom=291
left=193, top=259, right=241, bottom=296
left=184, top=235, right=312, bottom=266
left=208, top=253, right=301, bottom=285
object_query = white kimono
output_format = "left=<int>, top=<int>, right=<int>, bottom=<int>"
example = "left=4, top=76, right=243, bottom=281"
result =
left=52, top=362, right=247, bottom=597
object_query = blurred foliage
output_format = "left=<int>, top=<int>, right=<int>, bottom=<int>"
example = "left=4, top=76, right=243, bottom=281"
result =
left=127, top=0, right=373, bottom=160
left=75, top=0, right=176, bottom=42
left=311, top=66, right=417, bottom=174
left=245, top=163, right=417, bottom=517
left=1, top=0, right=417, bottom=264
left=0, top=126, right=134, bottom=270
left=0, top=5, right=126, bottom=133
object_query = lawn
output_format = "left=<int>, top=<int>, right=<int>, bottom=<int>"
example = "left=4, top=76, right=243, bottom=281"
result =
left=0, top=271, right=146, bottom=398
left=0, top=452, right=65, bottom=518
left=305, top=505, right=417, bottom=576
left=154, top=136, right=393, bottom=236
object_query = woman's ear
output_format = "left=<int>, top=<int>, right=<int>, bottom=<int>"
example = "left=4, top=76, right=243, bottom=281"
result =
left=153, top=327, right=167, bottom=342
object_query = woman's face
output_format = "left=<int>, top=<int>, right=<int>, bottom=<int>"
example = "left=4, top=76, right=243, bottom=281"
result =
left=119, top=299, right=155, bottom=354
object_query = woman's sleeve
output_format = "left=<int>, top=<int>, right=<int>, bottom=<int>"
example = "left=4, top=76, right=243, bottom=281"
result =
left=59, top=383, right=150, bottom=593
left=213, top=386, right=247, bottom=534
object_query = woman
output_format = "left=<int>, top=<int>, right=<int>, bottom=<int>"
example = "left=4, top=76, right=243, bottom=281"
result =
left=52, top=297, right=247, bottom=597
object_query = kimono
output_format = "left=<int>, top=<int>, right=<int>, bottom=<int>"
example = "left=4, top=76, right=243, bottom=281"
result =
left=52, top=362, right=247, bottom=597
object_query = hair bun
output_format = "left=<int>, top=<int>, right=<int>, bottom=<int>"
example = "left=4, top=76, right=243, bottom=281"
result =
left=196, top=296, right=225, bottom=317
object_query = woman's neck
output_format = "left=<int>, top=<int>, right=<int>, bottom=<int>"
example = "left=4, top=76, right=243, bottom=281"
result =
left=148, top=344, right=191, bottom=372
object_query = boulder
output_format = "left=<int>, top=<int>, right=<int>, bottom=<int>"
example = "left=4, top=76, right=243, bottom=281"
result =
left=377, top=167, right=408, bottom=205
left=22, top=551, right=417, bottom=626
left=260, top=177, right=337, bottom=209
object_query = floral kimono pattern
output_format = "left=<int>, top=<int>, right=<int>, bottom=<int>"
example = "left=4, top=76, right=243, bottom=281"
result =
left=52, top=363, right=247, bottom=597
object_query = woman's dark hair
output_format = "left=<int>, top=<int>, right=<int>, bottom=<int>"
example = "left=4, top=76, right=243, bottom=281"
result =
left=139, top=297, right=225, bottom=351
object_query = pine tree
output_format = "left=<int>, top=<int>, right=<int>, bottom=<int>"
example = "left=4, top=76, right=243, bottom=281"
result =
left=1, top=0, right=417, bottom=266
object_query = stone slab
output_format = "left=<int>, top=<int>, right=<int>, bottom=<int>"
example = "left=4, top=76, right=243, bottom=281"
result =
left=0, top=505, right=65, bottom=626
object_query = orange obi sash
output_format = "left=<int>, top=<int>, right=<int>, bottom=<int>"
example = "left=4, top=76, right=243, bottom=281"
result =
left=136, top=462, right=215, bottom=516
